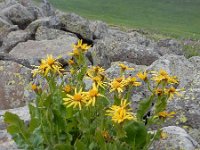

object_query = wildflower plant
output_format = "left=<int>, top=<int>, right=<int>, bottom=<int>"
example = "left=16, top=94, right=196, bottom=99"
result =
left=4, top=39, right=182, bottom=150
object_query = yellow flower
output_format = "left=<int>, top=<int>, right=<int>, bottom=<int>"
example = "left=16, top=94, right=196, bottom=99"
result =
left=126, top=76, right=142, bottom=87
left=137, top=71, right=148, bottom=81
left=101, top=130, right=112, bottom=142
left=158, top=111, right=176, bottom=119
left=74, top=39, right=91, bottom=52
left=160, top=131, right=168, bottom=139
left=154, top=88, right=164, bottom=96
left=165, top=86, right=181, bottom=100
left=69, top=40, right=91, bottom=56
left=84, top=83, right=104, bottom=106
left=31, top=84, right=37, bottom=91
left=63, top=84, right=72, bottom=93
left=91, top=75, right=107, bottom=88
left=63, top=88, right=87, bottom=110
left=109, top=77, right=126, bottom=93
left=151, top=69, right=178, bottom=84
left=118, top=63, right=134, bottom=72
left=87, top=66, right=105, bottom=78
left=32, top=55, right=64, bottom=77
left=106, top=99, right=136, bottom=124
left=68, top=59, right=75, bottom=65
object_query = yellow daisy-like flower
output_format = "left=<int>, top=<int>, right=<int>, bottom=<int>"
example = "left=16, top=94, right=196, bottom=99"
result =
left=109, top=77, right=127, bottom=93
left=158, top=111, right=176, bottom=119
left=68, top=59, right=75, bottom=65
left=151, top=69, right=178, bottom=84
left=32, top=54, right=64, bottom=77
left=165, top=86, right=181, bottom=100
left=87, top=66, right=105, bottom=78
left=106, top=99, right=136, bottom=124
left=69, top=40, right=91, bottom=56
left=91, top=75, right=107, bottom=88
left=63, top=84, right=72, bottom=93
left=137, top=71, right=148, bottom=81
left=154, top=88, right=164, bottom=96
left=63, top=88, right=87, bottom=110
left=118, top=63, right=134, bottom=72
left=126, top=76, right=142, bottom=87
left=84, top=83, right=104, bottom=106
left=31, top=84, right=37, bottom=91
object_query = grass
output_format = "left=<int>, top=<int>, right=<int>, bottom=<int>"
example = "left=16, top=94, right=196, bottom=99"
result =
left=35, top=0, right=200, bottom=40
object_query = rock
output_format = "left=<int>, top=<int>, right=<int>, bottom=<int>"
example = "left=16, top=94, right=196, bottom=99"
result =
left=9, top=35, right=78, bottom=65
left=91, top=29, right=160, bottom=68
left=0, top=61, right=32, bottom=110
left=40, top=0, right=55, bottom=17
left=147, top=54, right=196, bottom=88
left=35, top=26, right=74, bottom=40
left=151, top=126, right=199, bottom=150
left=57, top=12, right=108, bottom=41
left=156, top=39, right=183, bottom=56
left=89, top=20, right=108, bottom=40
left=1, top=4, right=35, bottom=29
left=25, top=17, right=60, bottom=35
left=189, top=56, right=200, bottom=70
left=0, top=130, right=18, bottom=150
left=0, top=30, right=31, bottom=53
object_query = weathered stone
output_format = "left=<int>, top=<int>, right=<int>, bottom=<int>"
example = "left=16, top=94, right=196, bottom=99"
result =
left=0, top=61, right=31, bottom=110
left=9, top=35, right=78, bottom=65
left=0, top=130, right=18, bottom=150
left=151, top=126, right=199, bottom=150
left=40, top=0, right=55, bottom=17
left=1, top=30, right=31, bottom=53
left=189, top=56, right=200, bottom=70
left=156, top=39, right=183, bottom=56
left=57, top=12, right=108, bottom=41
left=25, top=16, right=61, bottom=35
left=35, top=26, right=75, bottom=40
left=91, top=29, right=160, bottom=68
left=1, top=4, right=35, bottom=29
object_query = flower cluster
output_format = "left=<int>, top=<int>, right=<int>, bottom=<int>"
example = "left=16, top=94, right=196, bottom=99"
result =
left=5, top=39, right=183, bottom=150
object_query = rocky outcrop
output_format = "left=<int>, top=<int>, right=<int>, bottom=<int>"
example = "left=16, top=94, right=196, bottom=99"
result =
left=91, top=29, right=183, bottom=68
left=151, top=126, right=199, bottom=150
left=0, top=30, right=31, bottom=53
left=1, top=4, right=35, bottom=29
left=0, top=61, right=31, bottom=110
left=9, top=35, right=78, bottom=65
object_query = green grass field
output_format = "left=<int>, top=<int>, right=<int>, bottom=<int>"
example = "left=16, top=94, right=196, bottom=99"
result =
left=35, top=0, right=200, bottom=40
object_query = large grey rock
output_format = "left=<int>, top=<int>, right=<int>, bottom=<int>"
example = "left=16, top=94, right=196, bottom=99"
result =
left=151, top=126, right=199, bottom=150
left=9, top=35, right=78, bottom=65
left=40, top=0, right=55, bottom=17
left=1, top=4, right=35, bottom=29
left=0, top=30, right=31, bottom=53
left=25, top=16, right=61, bottom=35
left=35, top=26, right=74, bottom=41
left=0, top=130, right=18, bottom=150
left=0, top=61, right=31, bottom=110
left=91, top=29, right=160, bottom=68
left=189, top=56, right=200, bottom=70
left=57, top=12, right=108, bottom=41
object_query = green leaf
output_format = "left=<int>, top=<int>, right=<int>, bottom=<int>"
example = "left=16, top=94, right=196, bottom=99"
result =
left=54, top=143, right=72, bottom=150
left=123, top=121, right=148, bottom=150
left=74, top=139, right=87, bottom=150
left=136, top=96, right=154, bottom=121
